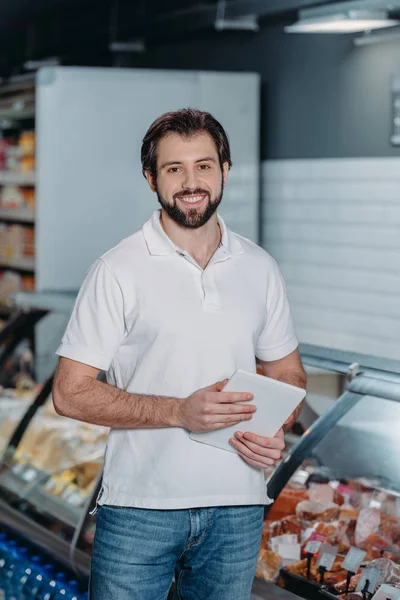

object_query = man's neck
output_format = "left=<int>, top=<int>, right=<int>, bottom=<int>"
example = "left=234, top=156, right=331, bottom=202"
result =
left=160, top=209, right=221, bottom=269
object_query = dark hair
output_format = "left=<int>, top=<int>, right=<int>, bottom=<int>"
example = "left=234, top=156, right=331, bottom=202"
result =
left=141, top=108, right=232, bottom=178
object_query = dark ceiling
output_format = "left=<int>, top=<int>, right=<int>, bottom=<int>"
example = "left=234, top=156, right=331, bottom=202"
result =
left=0, top=0, right=339, bottom=76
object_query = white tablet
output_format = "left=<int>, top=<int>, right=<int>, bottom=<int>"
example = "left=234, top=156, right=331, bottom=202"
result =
left=189, top=369, right=306, bottom=454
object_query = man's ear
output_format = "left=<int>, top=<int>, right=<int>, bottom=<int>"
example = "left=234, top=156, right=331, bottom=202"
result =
left=144, top=170, right=157, bottom=193
left=222, top=162, right=229, bottom=186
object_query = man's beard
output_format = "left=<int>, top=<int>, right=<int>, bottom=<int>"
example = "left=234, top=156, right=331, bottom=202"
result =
left=156, top=184, right=224, bottom=229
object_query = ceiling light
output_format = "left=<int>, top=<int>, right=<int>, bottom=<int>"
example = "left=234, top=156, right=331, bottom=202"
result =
left=285, top=9, right=399, bottom=34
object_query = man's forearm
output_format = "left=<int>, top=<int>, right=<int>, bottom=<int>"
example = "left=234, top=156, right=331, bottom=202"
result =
left=54, top=376, right=181, bottom=429
left=277, top=368, right=307, bottom=429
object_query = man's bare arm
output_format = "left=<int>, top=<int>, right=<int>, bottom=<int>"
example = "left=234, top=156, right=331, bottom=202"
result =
left=53, top=357, right=255, bottom=431
left=259, top=348, right=307, bottom=429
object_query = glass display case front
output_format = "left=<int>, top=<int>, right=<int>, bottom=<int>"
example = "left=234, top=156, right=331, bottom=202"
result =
left=0, top=393, right=106, bottom=547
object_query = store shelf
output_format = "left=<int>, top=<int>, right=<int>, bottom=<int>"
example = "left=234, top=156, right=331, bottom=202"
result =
left=0, top=172, right=35, bottom=186
left=0, top=469, right=81, bottom=529
left=5, top=147, right=34, bottom=159
left=0, top=107, right=35, bottom=121
left=0, top=256, right=35, bottom=272
left=0, top=208, right=35, bottom=224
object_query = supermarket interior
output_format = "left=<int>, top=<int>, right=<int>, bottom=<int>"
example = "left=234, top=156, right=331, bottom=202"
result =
left=0, top=0, right=400, bottom=599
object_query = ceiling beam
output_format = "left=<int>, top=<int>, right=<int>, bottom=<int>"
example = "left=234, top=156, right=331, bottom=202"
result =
left=151, top=0, right=338, bottom=32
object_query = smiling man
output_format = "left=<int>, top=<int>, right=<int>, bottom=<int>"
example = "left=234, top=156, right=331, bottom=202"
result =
left=53, top=108, right=306, bottom=600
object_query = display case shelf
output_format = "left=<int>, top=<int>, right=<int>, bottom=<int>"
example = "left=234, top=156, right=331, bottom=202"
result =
left=0, top=107, right=35, bottom=121
left=0, top=208, right=35, bottom=224
left=0, top=256, right=35, bottom=272
left=0, top=172, right=35, bottom=186
left=0, top=469, right=82, bottom=529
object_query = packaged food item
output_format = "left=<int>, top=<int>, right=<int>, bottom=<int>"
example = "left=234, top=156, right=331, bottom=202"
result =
left=0, top=271, right=23, bottom=302
left=303, top=519, right=349, bottom=548
left=23, top=227, right=34, bottom=257
left=19, top=155, right=35, bottom=174
left=0, top=137, right=11, bottom=170
left=368, top=558, right=400, bottom=589
left=296, top=500, right=341, bottom=524
left=267, top=488, right=309, bottom=521
left=0, top=186, right=35, bottom=212
left=255, top=549, right=281, bottom=582
left=19, top=132, right=35, bottom=155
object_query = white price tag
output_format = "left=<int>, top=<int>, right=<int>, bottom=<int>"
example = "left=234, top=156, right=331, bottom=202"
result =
left=12, top=463, right=24, bottom=475
left=271, top=534, right=298, bottom=553
left=342, top=547, right=367, bottom=573
left=356, top=567, right=380, bottom=594
left=305, top=540, right=322, bottom=555
left=316, top=544, right=338, bottom=571
left=278, top=543, right=301, bottom=566
left=318, top=552, right=336, bottom=571
left=22, top=468, right=38, bottom=483
left=371, top=584, right=400, bottom=600
left=290, top=469, right=309, bottom=486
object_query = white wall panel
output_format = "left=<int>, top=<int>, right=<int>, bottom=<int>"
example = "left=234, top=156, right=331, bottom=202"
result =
left=36, top=67, right=260, bottom=291
left=262, top=158, right=400, bottom=360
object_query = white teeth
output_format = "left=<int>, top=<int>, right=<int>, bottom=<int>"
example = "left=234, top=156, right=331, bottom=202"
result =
left=179, top=195, right=204, bottom=204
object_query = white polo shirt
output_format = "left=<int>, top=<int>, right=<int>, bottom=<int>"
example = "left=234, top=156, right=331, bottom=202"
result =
left=56, top=209, right=298, bottom=509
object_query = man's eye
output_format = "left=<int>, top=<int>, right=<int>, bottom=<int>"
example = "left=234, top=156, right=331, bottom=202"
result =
left=168, top=167, right=181, bottom=173
left=199, top=164, right=211, bottom=170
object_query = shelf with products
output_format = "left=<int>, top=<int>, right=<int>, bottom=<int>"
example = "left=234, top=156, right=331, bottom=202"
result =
left=0, top=107, right=35, bottom=122
left=0, top=468, right=82, bottom=529
left=0, top=207, right=35, bottom=224
left=0, top=390, right=107, bottom=547
left=0, top=257, right=35, bottom=272
left=0, top=86, right=35, bottom=122
left=256, top=344, right=400, bottom=599
left=0, top=172, right=35, bottom=186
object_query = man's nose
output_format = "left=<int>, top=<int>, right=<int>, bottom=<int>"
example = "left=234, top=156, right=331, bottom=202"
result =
left=182, top=168, right=198, bottom=190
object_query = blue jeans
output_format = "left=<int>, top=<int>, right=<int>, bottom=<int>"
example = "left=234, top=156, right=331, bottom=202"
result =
left=90, top=505, right=264, bottom=600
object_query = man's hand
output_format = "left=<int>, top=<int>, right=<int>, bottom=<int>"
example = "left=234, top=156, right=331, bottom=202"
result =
left=176, top=380, right=256, bottom=432
left=229, top=428, right=285, bottom=469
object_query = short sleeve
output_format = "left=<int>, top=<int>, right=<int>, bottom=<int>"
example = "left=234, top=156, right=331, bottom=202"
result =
left=56, top=259, right=126, bottom=370
left=256, top=259, right=298, bottom=362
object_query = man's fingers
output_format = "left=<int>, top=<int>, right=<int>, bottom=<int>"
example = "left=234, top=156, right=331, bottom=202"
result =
left=213, top=391, right=254, bottom=404
left=237, top=452, right=267, bottom=470
left=205, top=379, right=229, bottom=392
left=229, top=437, right=276, bottom=465
left=239, top=431, right=285, bottom=451
left=233, top=434, right=282, bottom=461
left=205, top=403, right=256, bottom=416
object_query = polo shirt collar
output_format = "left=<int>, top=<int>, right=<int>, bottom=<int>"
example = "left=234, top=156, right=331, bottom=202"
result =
left=142, top=209, right=244, bottom=257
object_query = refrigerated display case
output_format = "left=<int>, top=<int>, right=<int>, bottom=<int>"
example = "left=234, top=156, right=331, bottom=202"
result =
left=0, top=343, right=399, bottom=600
left=258, top=345, right=400, bottom=599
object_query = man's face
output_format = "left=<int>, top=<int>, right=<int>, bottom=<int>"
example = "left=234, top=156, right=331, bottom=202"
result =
left=146, top=132, right=229, bottom=229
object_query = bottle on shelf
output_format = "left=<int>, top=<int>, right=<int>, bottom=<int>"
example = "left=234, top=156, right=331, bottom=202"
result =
left=20, top=555, right=43, bottom=599
left=39, top=571, right=69, bottom=600
left=4, top=543, right=31, bottom=600
left=24, top=562, right=55, bottom=599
